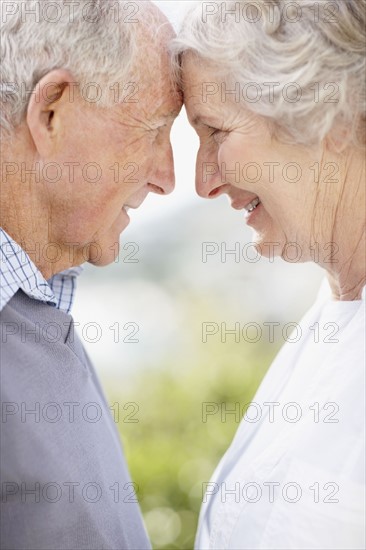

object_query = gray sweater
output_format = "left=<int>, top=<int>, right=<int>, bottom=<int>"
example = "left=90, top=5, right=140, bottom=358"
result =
left=0, top=290, right=151, bottom=550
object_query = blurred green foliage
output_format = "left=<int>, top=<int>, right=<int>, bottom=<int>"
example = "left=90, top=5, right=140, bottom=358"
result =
left=106, top=338, right=278, bottom=549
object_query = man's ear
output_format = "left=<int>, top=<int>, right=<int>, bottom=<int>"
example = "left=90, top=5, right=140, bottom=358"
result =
left=26, top=69, right=75, bottom=157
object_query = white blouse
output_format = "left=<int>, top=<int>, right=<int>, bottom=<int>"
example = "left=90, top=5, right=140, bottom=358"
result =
left=195, top=281, right=365, bottom=549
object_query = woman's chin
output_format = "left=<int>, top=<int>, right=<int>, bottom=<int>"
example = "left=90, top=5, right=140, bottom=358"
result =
left=250, top=230, right=285, bottom=261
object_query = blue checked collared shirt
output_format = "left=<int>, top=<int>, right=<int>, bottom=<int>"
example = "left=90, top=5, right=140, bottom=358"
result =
left=0, top=228, right=83, bottom=314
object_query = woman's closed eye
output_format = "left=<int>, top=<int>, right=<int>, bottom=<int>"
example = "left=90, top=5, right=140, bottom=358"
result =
left=207, top=125, right=219, bottom=136
left=207, top=125, right=228, bottom=143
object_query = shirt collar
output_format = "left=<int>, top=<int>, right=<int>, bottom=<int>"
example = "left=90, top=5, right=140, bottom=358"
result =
left=0, top=228, right=83, bottom=314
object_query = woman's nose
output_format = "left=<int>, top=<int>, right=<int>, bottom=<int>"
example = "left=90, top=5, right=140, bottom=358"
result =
left=195, top=153, right=229, bottom=199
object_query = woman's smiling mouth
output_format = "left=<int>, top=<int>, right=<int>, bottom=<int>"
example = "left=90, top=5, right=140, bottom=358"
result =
left=244, top=196, right=261, bottom=213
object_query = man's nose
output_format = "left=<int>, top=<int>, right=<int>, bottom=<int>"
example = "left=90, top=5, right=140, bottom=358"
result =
left=148, top=143, right=175, bottom=196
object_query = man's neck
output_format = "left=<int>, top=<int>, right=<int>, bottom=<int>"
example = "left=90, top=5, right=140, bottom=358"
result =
left=1, top=139, right=84, bottom=279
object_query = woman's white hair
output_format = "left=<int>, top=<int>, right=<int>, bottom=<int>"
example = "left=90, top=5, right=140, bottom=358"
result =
left=0, top=0, right=161, bottom=140
left=171, top=0, right=366, bottom=149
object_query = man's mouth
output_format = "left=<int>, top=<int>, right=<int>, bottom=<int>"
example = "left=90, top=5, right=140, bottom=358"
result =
left=123, top=200, right=146, bottom=212
left=244, top=196, right=261, bottom=213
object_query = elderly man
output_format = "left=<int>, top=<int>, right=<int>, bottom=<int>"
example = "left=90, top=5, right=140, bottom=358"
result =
left=0, top=1, right=181, bottom=548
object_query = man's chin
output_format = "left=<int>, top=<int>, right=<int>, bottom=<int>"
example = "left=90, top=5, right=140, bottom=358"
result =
left=86, top=240, right=121, bottom=266
left=89, top=257, right=116, bottom=267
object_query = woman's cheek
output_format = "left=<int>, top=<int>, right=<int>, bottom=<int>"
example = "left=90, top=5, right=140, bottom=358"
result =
left=219, top=135, right=269, bottom=190
left=218, top=139, right=244, bottom=187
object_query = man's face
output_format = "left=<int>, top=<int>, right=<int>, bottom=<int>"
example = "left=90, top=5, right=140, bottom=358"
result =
left=39, top=32, right=182, bottom=266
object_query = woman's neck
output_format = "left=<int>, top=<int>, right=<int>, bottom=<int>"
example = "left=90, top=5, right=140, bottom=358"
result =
left=324, top=147, right=366, bottom=301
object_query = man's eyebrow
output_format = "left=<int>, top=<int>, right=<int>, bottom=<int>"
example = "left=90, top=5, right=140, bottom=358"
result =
left=147, top=112, right=177, bottom=128
left=165, top=108, right=182, bottom=119
left=152, top=109, right=181, bottom=124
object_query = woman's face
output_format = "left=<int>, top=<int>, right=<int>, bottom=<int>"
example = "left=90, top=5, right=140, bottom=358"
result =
left=183, top=54, right=334, bottom=263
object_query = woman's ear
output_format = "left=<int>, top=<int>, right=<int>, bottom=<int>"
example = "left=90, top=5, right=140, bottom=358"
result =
left=26, top=69, right=75, bottom=157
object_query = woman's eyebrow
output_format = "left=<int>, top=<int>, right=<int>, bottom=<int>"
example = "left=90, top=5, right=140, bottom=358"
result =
left=191, top=115, right=201, bottom=126
left=191, top=115, right=218, bottom=127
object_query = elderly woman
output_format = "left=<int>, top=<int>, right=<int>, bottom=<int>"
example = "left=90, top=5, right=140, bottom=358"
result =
left=172, top=1, right=365, bottom=548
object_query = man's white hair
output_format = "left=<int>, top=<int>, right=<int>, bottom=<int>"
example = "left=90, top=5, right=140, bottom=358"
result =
left=0, top=0, right=157, bottom=140
left=171, top=0, right=366, bottom=149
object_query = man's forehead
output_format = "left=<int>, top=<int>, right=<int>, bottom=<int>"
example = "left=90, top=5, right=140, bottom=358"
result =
left=113, top=78, right=182, bottom=125
left=111, top=2, right=182, bottom=121
left=141, top=91, right=183, bottom=123
left=133, top=67, right=183, bottom=121
left=133, top=1, right=176, bottom=58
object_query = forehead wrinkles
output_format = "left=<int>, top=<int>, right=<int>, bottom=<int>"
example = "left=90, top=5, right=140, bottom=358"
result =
left=131, top=2, right=176, bottom=78
left=182, top=65, right=216, bottom=112
left=182, top=60, right=258, bottom=130
left=185, top=84, right=227, bottom=124
left=133, top=70, right=180, bottom=123
left=128, top=19, right=178, bottom=119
